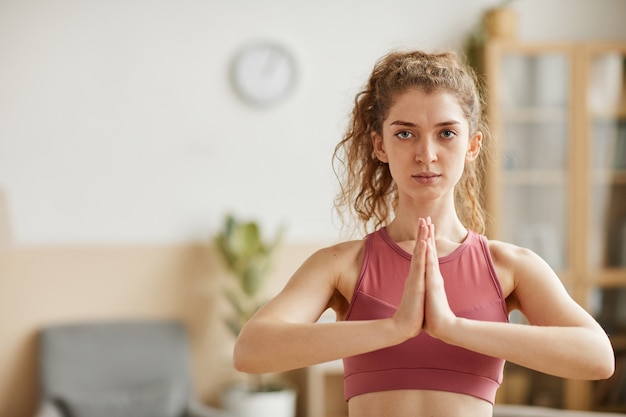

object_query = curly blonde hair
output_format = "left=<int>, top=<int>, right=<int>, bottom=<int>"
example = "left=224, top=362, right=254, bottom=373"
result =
left=332, top=50, right=491, bottom=236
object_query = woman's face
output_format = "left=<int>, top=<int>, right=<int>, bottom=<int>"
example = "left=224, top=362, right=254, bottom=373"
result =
left=372, top=88, right=481, bottom=203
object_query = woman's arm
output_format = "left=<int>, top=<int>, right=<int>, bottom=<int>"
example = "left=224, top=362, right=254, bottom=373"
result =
left=232, top=242, right=404, bottom=374
left=234, top=221, right=432, bottom=374
left=427, top=237, right=614, bottom=380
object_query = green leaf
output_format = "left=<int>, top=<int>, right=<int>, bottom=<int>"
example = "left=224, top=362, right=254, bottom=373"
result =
left=224, top=288, right=248, bottom=318
left=225, top=317, right=242, bottom=337
left=241, top=261, right=266, bottom=297
left=212, top=214, right=286, bottom=345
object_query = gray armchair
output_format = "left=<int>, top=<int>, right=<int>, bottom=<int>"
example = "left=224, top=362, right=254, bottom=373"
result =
left=35, top=319, right=225, bottom=417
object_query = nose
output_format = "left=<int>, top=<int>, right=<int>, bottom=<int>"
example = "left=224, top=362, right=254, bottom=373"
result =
left=415, top=138, right=437, bottom=164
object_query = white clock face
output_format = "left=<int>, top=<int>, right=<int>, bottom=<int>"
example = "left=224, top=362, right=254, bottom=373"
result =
left=231, top=42, right=297, bottom=106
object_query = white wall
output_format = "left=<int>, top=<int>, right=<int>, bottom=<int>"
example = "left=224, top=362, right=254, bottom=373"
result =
left=1, top=0, right=625, bottom=245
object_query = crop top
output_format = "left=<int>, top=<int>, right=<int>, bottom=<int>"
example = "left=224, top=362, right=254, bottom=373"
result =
left=342, top=228, right=509, bottom=404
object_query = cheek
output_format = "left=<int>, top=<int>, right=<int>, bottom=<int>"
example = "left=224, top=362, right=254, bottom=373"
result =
left=386, top=158, right=404, bottom=180
left=384, top=152, right=413, bottom=180
left=449, top=150, right=470, bottom=177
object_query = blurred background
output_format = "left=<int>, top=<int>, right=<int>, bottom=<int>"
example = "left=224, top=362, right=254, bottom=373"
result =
left=1, top=0, right=626, bottom=416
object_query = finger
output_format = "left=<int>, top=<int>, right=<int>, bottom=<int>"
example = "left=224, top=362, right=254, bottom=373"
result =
left=428, top=223, right=436, bottom=248
left=412, top=218, right=427, bottom=256
left=427, top=223, right=441, bottom=273
left=413, top=237, right=428, bottom=292
left=408, top=221, right=429, bottom=294
left=425, top=238, right=443, bottom=291
left=426, top=217, right=434, bottom=241
left=417, top=223, right=426, bottom=244
left=425, top=237, right=435, bottom=273
left=411, top=218, right=428, bottom=274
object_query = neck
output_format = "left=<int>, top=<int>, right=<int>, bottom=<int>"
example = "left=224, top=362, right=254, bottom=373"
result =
left=386, top=198, right=467, bottom=243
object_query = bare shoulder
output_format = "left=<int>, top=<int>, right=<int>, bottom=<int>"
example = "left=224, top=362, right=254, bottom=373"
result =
left=287, top=238, right=365, bottom=320
left=487, top=239, right=536, bottom=267
left=486, top=239, right=549, bottom=301
left=487, top=238, right=579, bottom=322
left=255, top=238, right=366, bottom=324
left=315, top=238, right=365, bottom=264
left=487, top=239, right=553, bottom=276
left=305, top=238, right=366, bottom=284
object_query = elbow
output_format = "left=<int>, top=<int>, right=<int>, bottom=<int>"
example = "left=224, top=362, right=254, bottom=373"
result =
left=232, top=339, right=253, bottom=373
left=587, top=337, right=616, bottom=380
left=232, top=334, right=264, bottom=374
left=592, top=352, right=615, bottom=381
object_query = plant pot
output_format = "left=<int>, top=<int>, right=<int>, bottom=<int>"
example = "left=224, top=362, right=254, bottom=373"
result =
left=223, top=384, right=296, bottom=417
left=483, top=7, right=518, bottom=40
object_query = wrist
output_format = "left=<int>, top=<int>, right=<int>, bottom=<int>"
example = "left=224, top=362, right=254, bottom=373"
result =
left=384, top=317, right=418, bottom=345
left=429, top=315, right=463, bottom=344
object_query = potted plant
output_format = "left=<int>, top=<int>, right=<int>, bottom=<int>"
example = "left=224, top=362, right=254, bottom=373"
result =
left=465, top=0, right=519, bottom=76
left=213, top=214, right=296, bottom=417
left=482, top=0, right=518, bottom=40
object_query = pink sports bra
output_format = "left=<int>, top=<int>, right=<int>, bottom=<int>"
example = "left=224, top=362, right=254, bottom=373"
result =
left=343, top=228, right=509, bottom=404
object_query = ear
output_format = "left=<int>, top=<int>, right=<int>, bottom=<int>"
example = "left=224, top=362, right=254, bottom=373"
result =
left=372, top=132, right=389, bottom=163
left=466, top=131, right=482, bottom=161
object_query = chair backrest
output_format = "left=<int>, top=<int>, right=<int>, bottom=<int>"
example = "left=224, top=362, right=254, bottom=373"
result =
left=39, top=319, right=192, bottom=401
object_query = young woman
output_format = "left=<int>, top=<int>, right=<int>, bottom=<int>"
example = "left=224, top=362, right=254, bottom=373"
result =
left=232, top=50, right=615, bottom=416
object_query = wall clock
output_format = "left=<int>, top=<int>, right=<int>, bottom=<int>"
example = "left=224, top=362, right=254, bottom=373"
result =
left=230, top=41, right=297, bottom=107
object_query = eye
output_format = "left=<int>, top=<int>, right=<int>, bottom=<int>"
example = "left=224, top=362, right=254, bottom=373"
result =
left=395, top=130, right=414, bottom=140
left=440, top=130, right=456, bottom=139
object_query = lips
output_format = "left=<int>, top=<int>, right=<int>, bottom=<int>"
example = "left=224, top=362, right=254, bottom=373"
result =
left=412, top=172, right=441, bottom=185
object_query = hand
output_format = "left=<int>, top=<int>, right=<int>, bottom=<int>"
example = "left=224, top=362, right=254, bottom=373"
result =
left=391, top=218, right=428, bottom=339
left=423, top=219, right=457, bottom=339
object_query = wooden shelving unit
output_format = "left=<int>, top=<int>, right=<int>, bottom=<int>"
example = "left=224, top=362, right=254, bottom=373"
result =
left=303, top=360, right=347, bottom=417
left=481, top=39, right=626, bottom=411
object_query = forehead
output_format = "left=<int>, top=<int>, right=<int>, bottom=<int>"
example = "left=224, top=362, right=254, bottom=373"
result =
left=384, top=88, right=467, bottom=126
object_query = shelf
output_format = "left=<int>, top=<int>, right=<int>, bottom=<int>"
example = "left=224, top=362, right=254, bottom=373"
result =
left=591, top=171, right=626, bottom=184
left=590, top=269, right=626, bottom=287
left=502, top=107, right=568, bottom=123
left=595, top=406, right=626, bottom=413
left=590, top=107, right=626, bottom=120
left=502, top=170, right=567, bottom=185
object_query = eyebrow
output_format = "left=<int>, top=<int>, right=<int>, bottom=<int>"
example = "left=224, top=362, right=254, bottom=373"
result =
left=389, top=120, right=462, bottom=127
